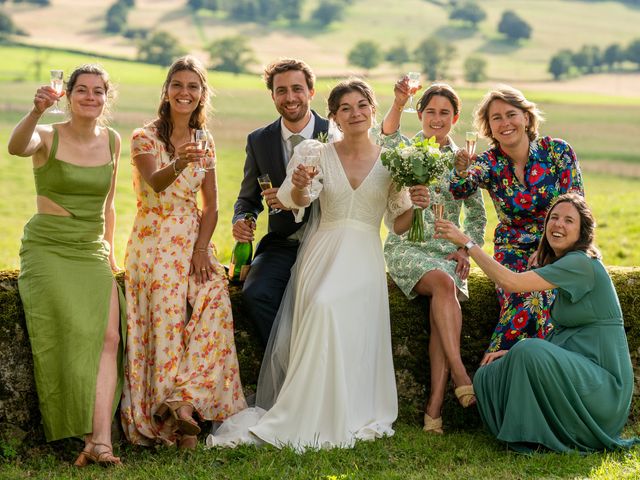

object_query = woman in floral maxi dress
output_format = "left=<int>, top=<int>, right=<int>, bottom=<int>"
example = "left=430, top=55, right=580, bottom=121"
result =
left=121, top=56, right=246, bottom=449
left=450, top=85, right=583, bottom=364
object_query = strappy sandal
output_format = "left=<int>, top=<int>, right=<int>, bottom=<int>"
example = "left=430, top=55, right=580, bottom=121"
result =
left=177, top=434, right=198, bottom=450
left=73, top=442, right=121, bottom=467
left=423, top=414, right=444, bottom=434
left=454, top=384, right=476, bottom=408
left=155, top=401, right=201, bottom=436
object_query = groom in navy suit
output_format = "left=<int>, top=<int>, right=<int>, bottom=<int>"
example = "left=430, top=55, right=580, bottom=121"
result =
left=232, top=58, right=329, bottom=346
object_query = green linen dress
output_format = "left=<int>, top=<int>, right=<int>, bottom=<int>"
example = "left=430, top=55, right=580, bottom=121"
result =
left=18, top=127, right=126, bottom=441
left=473, top=251, right=637, bottom=452
left=376, top=130, right=486, bottom=300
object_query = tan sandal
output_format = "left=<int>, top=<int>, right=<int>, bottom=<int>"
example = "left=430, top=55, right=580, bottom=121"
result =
left=423, top=414, right=443, bottom=434
left=73, top=442, right=121, bottom=467
left=155, top=401, right=201, bottom=436
left=454, top=384, right=476, bottom=408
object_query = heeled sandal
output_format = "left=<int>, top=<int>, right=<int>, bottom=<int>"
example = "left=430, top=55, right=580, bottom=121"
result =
left=154, top=401, right=201, bottom=436
left=73, top=442, right=121, bottom=467
left=454, top=385, right=476, bottom=408
left=423, top=414, right=444, bottom=434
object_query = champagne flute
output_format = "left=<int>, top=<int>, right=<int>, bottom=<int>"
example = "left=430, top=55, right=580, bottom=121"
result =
left=49, top=70, right=64, bottom=114
left=257, top=173, right=281, bottom=215
left=403, top=72, right=420, bottom=113
left=432, top=203, right=444, bottom=221
left=465, top=131, right=478, bottom=156
left=301, top=155, right=321, bottom=200
left=194, top=129, right=210, bottom=173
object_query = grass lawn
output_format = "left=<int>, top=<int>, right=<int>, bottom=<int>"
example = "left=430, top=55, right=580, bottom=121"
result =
left=2, top=423, right=640, bottom=479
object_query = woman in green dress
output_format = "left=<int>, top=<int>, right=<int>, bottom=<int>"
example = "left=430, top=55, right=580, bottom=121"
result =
left=8, top=65, right=125, bottom=465
left=434, top=193, right=637, bottom=452
left=376, top=80, right=486, bottom=433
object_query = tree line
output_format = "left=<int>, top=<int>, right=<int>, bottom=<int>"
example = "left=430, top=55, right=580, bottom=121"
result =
left=548, top=39, right=640, bottom=80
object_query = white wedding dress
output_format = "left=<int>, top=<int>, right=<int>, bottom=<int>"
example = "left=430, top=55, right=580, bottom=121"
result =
left=207, top=140, right=410, bottom=452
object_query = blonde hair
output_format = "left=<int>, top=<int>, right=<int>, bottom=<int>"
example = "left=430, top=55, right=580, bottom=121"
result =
left=474, top=85, right=543, bottom=147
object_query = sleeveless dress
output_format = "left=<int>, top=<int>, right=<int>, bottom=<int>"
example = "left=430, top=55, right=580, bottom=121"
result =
left=474, top=252, right=638, bottom=452
left=120, top=125, right=246, bottom=446
left=207, top=140, right=411, bottom=452
left=18, top=127, right=126, bottom=442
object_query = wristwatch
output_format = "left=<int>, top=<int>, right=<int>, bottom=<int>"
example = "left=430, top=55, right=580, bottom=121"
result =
left=463, top=239, right=476, bottom=252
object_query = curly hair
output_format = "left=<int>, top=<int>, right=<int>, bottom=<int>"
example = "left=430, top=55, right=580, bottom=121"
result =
left=473, top=85, right=543, bottom=148
left=154, top=55, right=211, bottom=157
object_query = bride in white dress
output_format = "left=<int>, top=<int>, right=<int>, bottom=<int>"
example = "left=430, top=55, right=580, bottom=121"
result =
left=207, top=78, right=430, bottom=452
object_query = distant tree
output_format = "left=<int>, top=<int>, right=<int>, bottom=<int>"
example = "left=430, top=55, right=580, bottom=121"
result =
left=119, top=0, right=134, bottom=6
left=627, top=38, right=640, bottom=69
left=413, top=36, right=456, bottom=81
left=572, top=45, right=601, bottom=73
left=105, top=2, right=128, bottom=33
left=0, top=10, right=26, bottom=35
left=228, top=0, right=259, bottom=22
left=208, top=35, right=256, bottom=74
left=312, top=0, right=345, bottom=27
left=13, top=0, right=50, bottom=4
left=449, top=2, right=486, bottom=28
left=463, top=54, right=487, bottom=83
left=548, top=49, right=573, bottom=80
left=497, top=10, right=531, bottom=42
left=256, top=0, right=281, bottom=23
left=187, top=0, right=219, bottom=10
left=347, top=40, right=382, bottom=73
left=603, top=43, right=624, bottom=70
left=385, top=43, right=411, bottom=70
left=137, top=30, right=185, bottom=66
left=123, top=27, right=149, bottom=39
left=280, top=0, right=303, bottom=23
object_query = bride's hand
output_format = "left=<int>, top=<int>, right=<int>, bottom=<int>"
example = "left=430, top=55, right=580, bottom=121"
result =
left=409, top=185, right=430, bottom=208
left=292, top=164, right=312, bottom=191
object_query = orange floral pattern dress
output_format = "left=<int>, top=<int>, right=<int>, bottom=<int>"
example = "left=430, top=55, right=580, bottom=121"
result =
left=120, top=124, right=246, bottom=446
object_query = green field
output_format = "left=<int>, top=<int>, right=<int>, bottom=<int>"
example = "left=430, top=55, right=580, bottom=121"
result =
left=1, top=45, right=639, bottom=269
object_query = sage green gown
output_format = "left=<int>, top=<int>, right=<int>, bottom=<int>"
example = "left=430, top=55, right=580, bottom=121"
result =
left=474, top=251, right=637, bottom=453
left=18, top=127, right=126, bottom=441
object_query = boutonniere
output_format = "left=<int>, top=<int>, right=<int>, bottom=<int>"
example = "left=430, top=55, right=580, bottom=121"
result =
left=315, top=131, right=329, bottom=143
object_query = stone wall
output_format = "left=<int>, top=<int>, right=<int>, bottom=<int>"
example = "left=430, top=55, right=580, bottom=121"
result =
left=1, top=267, right=639, bottom=443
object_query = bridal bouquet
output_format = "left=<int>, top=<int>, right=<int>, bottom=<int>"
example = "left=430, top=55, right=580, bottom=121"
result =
left=381, top=136, right=454, bottom=242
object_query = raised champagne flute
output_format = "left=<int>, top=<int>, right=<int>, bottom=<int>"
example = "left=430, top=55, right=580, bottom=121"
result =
left=301, top=155, right=321, bottom=200
left=465, top=131, right=478, bottom=157
left=257, top=173, right=281, bottom=215
left=403, top=72, right=420, bottom=113
left=49, top=70, right=64, bottom=114
left=194, top=129, right=210, bottom=173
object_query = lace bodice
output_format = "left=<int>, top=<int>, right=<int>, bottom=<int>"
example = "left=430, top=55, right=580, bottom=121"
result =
left=278, top=140, right=410, bottom=231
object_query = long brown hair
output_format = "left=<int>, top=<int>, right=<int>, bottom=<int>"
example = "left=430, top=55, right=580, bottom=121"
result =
left=536, top=193, right=601, bottom=266
left=154, top=55, right=211, bottom=157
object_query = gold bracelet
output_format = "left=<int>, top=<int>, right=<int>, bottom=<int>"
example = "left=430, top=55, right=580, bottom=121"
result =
left=193, top=247, right=208, bottom=252
left=393, top=102, right=404, bottom=112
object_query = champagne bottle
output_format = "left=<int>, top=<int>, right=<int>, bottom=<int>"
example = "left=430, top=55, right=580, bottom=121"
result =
left=229, top=213, right=255, bottom=282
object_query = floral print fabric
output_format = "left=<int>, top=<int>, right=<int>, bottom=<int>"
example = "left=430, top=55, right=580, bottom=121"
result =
left=376, top=129, right=486, bottom=300
left=450, top=136, right=584, bottom=351
left=120, top=125, right=246, bottom=446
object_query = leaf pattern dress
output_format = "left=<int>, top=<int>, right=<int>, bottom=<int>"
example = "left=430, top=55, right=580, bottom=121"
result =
left=120, top=124, right=246, bottom=446
left=376, top=130, right=486, bottom=300
left=449, top=136, right=584, bottom=352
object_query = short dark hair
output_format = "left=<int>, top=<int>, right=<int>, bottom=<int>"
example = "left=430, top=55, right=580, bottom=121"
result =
left=263, top=58, right=315, bottom=92
left=416, top=83, right=460, bottom=117
left=536, top=193, right=601, bottom=266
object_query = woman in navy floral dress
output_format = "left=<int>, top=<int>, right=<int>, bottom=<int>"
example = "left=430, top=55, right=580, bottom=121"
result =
left=450, top=85, right=584, bottom=364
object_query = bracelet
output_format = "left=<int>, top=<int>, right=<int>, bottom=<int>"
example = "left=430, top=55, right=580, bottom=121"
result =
left=463, top=239, right=476, bottom=252
left=172, top=158, right=184, bottom=176
left=392, top=101, right=405, bottom=112
left=194, top=247, right=208, bottom=253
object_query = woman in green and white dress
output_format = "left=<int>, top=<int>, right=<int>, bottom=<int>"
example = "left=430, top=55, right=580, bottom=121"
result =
left=376, top=81, right=486, bottom=433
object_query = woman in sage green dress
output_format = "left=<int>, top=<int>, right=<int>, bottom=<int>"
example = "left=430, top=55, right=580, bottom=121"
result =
left=8, top=65, right=125, bottom=466
left=434, top=193, right=637, bottom=452
left=375, top=80, right=486, bottom=433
